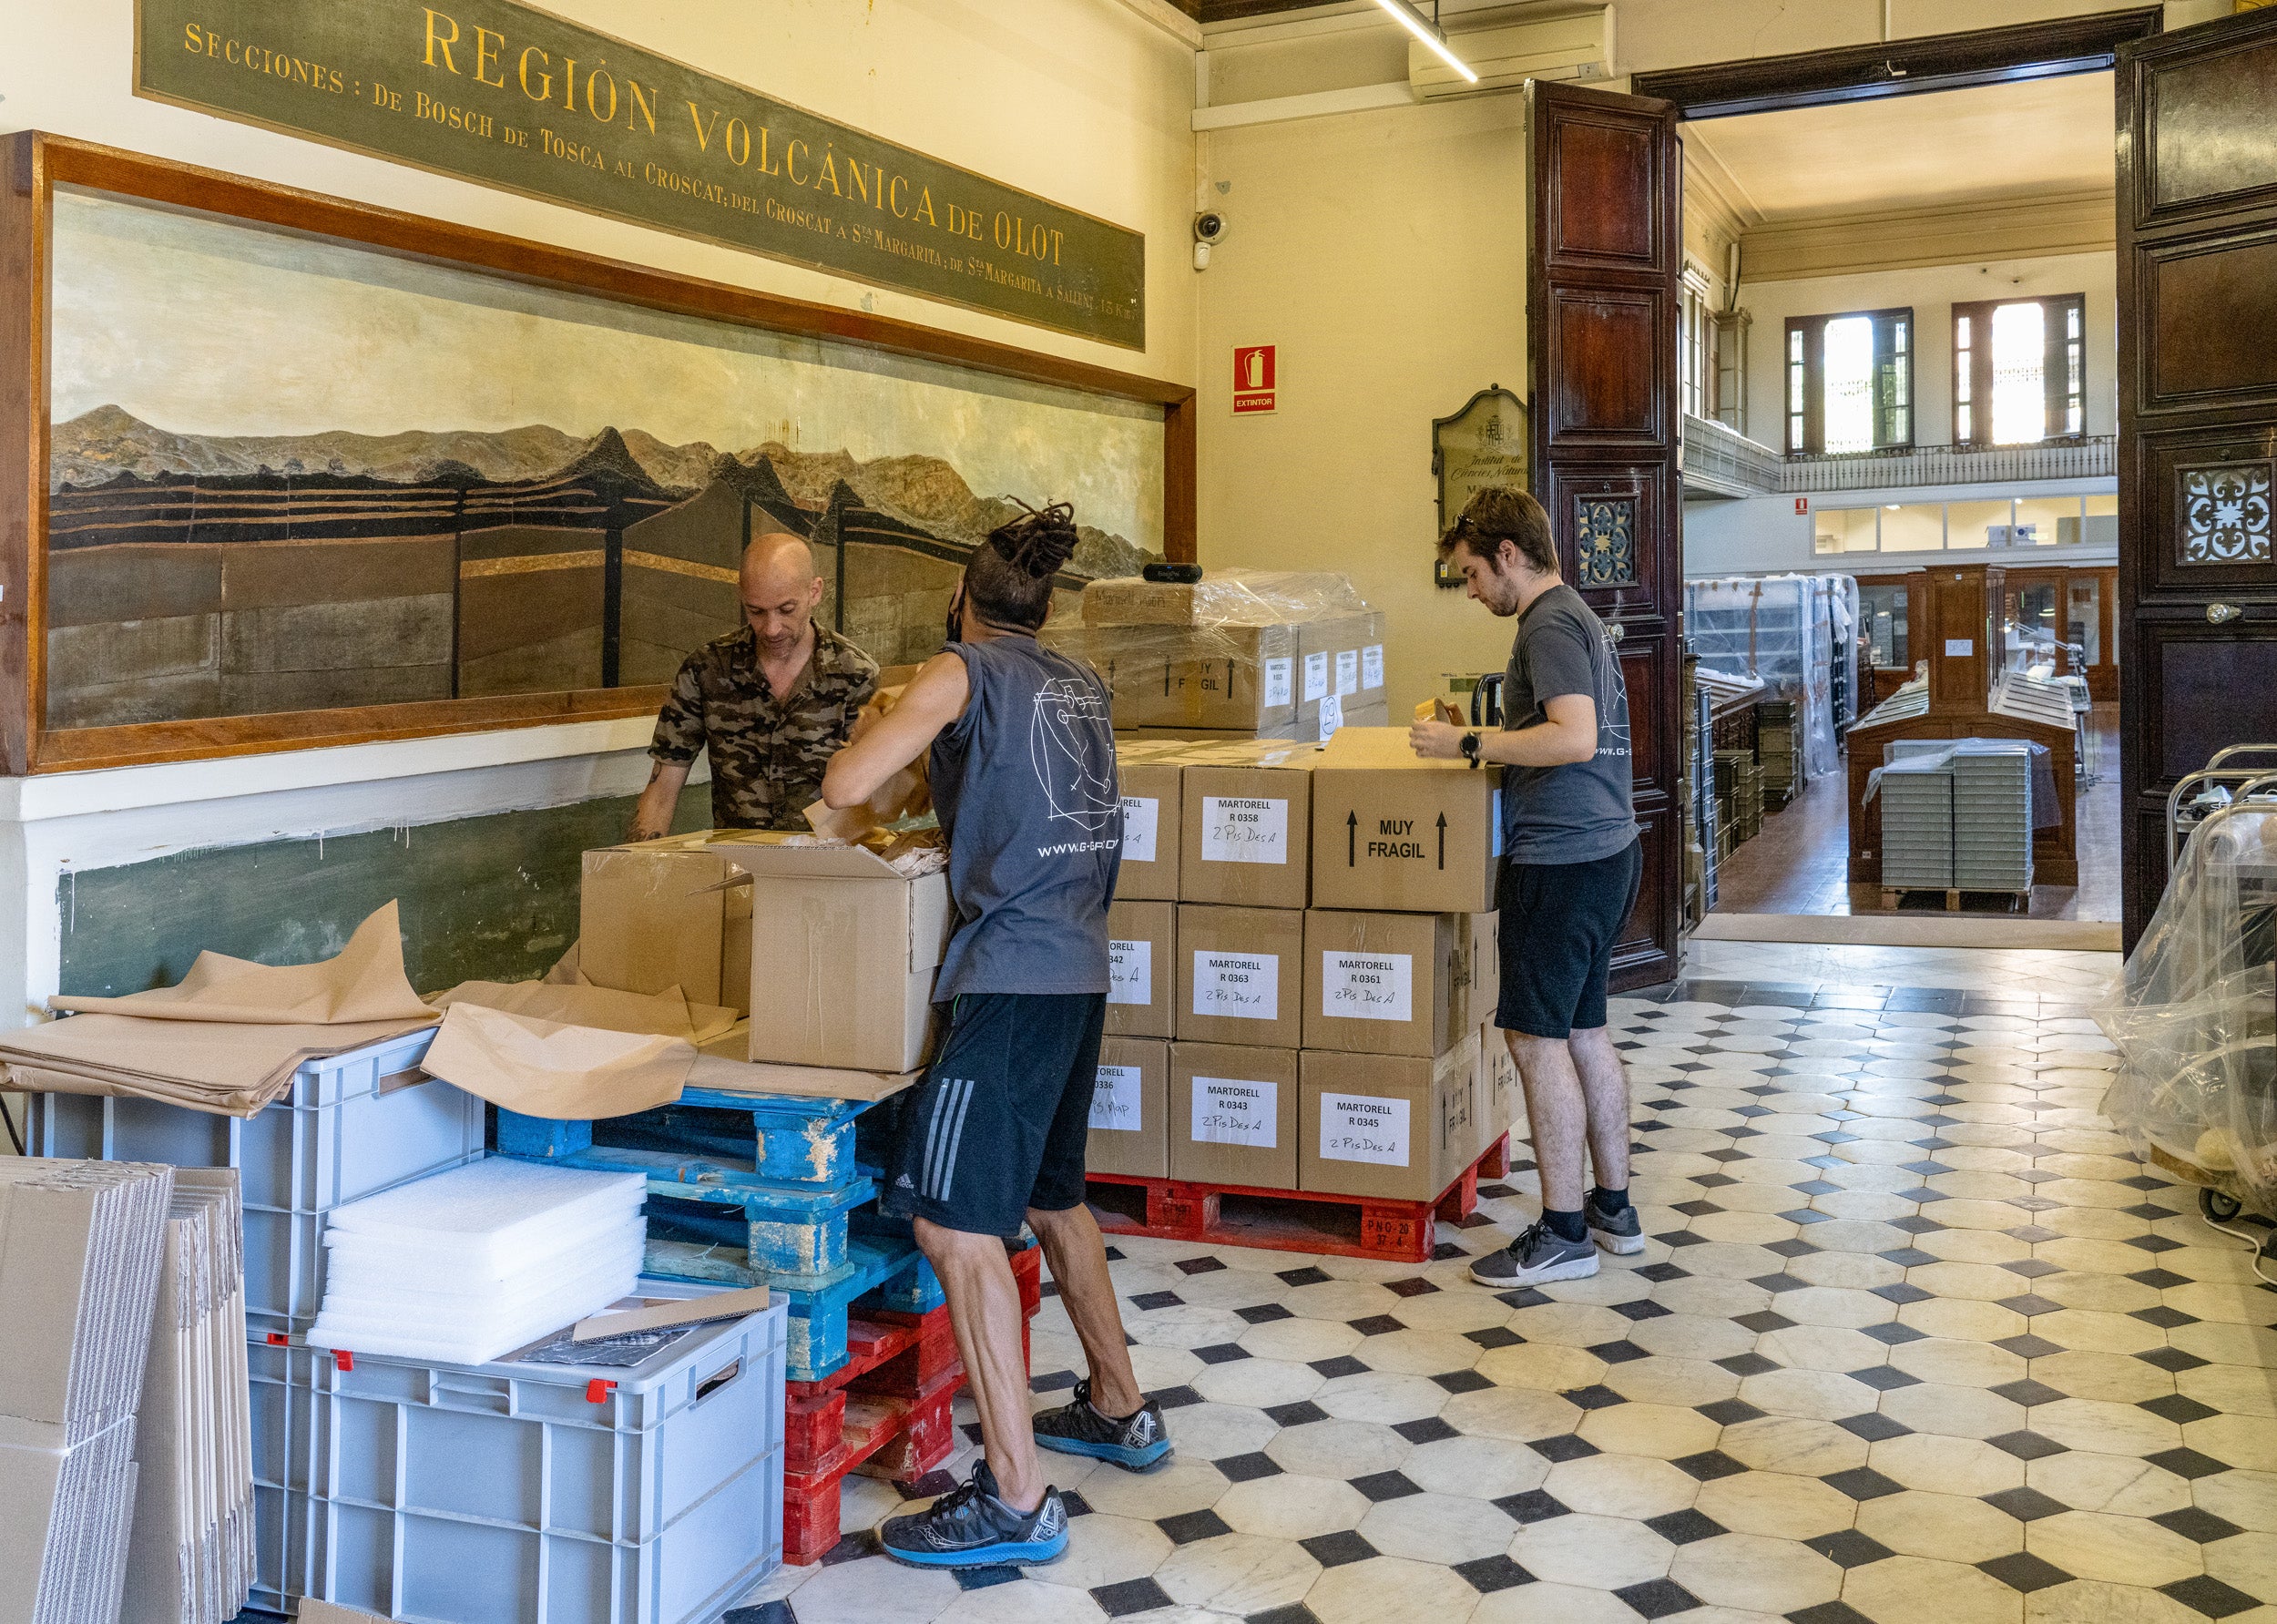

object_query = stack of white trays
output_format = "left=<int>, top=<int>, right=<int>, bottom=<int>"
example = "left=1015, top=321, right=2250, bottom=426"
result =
left=1950, top=741, right=2036, bottom=893
left=1879, top=756, right=1955, bottom=889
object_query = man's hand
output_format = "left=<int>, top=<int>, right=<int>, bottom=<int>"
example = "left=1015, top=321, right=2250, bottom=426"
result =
left=1410, top=718, right=1465, bottom=761
left=628, top=757, right=693, bottom=842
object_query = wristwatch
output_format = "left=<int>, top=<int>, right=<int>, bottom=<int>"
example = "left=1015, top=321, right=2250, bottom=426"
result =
left=1460, top=731, right=1482, bottom=769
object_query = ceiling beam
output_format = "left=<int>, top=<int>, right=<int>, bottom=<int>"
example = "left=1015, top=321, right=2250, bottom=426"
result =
left=1195, top=0, right=1333, bottom=20
left=1630, top=7, right=2161, bottom=120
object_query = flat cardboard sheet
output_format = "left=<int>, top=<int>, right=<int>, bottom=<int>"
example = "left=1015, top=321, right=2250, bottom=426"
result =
left=571, top=1282, right=770, bottom=1343
left=0, top=1015, right=438, bottom=1118
left=46, top=902, right=434, bottom=1026
left=428, top=977, right=739, bottom=1043
left=683, top=1054, right=923, bottom=1103
left=419, top=1004, right=698, bottom=1120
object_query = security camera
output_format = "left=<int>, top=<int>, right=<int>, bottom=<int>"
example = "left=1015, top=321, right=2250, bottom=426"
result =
left=1192, top=210, right=1228, bottom=271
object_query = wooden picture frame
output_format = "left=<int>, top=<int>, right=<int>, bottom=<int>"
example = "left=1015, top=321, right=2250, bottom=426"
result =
left=0, top=131, right=1196, bottom=775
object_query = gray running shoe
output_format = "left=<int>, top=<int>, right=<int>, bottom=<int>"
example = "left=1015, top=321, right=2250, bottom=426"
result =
left=1469, top=1220, right=1600, bottom=1288
left=1586, top=1191, right=1646, bottom=1256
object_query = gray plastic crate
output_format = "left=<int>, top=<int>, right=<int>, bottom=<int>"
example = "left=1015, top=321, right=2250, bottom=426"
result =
left=29, top=1027, right=480, bottom=1331
left=247, top=1338, right=324, bottom=1611
left=301, top=1302, right=788, bottom=1624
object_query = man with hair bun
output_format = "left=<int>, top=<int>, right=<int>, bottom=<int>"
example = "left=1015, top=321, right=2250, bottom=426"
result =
left=822, top=502, right=1167, bottom=1570
left=1414, top=485, right=1644, bottom=1290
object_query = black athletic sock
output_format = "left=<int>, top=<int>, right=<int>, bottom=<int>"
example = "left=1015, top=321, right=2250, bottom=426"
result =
left=1592, top=1186, right=1631, bottom=1216
left=1543, top=1208, right=1587, bottom=1245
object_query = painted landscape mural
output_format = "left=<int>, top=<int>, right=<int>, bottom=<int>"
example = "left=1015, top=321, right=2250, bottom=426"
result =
left=46, top=189, right=1163, bottom=730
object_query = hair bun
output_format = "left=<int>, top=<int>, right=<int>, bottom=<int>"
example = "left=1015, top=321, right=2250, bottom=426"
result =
left=989, top=500, right=1080, bottom=578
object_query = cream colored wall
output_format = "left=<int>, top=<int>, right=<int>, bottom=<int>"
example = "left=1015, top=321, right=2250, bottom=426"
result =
left=8, top=0, right=1201, bottom=385
left=1194, top=96, right=1530, bottom=718
left=1739, top=250, right=2118, bottom=449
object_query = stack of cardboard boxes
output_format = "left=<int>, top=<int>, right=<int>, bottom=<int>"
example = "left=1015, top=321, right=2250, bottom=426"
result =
left=1092, top=729, right=1517, bottom=1207
left=1050, top=572, right=1392, bottom=744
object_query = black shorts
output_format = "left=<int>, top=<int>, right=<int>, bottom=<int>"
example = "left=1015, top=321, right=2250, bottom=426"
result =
left=882, top=992, right=1106, bottom=1239
left=1496, top=839, right=1642, bottom=1039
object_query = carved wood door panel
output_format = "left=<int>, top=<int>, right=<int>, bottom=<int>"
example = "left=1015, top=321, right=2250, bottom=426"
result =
left=2117, top=10, right=2277, bottom=946
left=1527, top=79, right=1684, bottom=990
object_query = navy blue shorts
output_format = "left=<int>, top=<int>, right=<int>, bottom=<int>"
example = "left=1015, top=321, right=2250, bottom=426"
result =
left=1496, top=840, right=1642, bottom=1038
left=883, top=992, right=1106, bottom=1239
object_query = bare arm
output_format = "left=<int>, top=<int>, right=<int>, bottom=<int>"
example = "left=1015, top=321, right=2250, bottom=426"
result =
left=628, top=757, right=692, bottom=841
left=1410, top=692, right=1598, bottom=768
left=822, top=651, right=969, bottom=810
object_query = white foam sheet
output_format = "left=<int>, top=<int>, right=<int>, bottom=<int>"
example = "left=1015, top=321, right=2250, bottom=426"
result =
left=306, top=1158, right=647, bottom=1366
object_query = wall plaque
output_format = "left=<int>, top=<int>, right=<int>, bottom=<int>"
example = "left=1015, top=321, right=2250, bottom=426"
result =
left=1432, top=385, right=1528, bottom=587
left=135, top=0, right=1148, bottom=349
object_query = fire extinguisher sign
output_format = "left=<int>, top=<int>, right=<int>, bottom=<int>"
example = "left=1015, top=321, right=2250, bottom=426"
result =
left=1232, top=345, right=1277, bottom=415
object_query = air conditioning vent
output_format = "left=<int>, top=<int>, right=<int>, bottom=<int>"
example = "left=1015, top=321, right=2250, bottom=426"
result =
left=1408, top=6, right=1613, bottom=98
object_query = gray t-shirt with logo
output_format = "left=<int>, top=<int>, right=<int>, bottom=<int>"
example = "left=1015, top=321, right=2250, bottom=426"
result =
left=1500, top=584, right=1639, bottom=864
left=929, top=636, right=1122, bottom=1000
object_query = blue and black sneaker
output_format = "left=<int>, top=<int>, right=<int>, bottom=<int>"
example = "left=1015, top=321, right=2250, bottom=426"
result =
left=1031, top=1378, right=1174, bottom=1472
left=877, top=1460, right=1068, bottom=1569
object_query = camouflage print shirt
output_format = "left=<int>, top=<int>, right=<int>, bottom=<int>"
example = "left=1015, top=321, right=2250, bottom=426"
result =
left=649, top=625, right=880, bottom=831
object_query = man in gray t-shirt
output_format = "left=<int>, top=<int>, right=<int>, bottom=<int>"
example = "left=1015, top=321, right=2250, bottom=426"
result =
left=1412, top=486, right=1643, bottom=1292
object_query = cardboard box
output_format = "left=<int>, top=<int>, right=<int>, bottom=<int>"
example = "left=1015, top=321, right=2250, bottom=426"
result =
left=1300, top=1031, right=1482, bottom=1202
left=1106, top=900, right=1176, bottom=1038
left=1302, top=909, right=1477, bottom=1058
left=1181, top=756, right=1315, bottom=909
left=1115, top=757, right=1183, bottom=900
left=719, top=840, right=952, bottom=1072
left=1169, top=1042, right=1300, bottom=1190
left=1175, top=904, right=1304, bottom=1047
left=1080, top=624, right=1299, bottom=733
left=1296, top=611, right=1387, bottom=714
left=1089, top=1037, right=1169, bottom=1179
left=1310, top=727, right=1501, bottom=914
left=1479, top=1024, right=1524, bottom=1152
left=1471, top=911, right=1503, bottom=1025
left=581, top=832, right=759, bottom=1014
left=1315, top=696, right=1392, bottom=745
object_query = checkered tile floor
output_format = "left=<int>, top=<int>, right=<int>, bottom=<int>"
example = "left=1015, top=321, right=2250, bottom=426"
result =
left=734, top=950, right=2277, bottom=1624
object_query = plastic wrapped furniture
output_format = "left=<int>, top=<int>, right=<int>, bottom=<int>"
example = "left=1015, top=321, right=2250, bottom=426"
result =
left=1681, top=575, right=1850, bottom=782
left=2098, top=795, right=2277, bottom=1221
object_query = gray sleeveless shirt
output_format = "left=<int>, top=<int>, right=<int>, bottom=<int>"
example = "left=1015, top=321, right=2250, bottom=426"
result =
left=929, top=636, right=1122, bottom=1000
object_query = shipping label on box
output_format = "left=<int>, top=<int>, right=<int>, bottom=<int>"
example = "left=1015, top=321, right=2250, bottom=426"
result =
left=1089, top=1037, right=1168, bottom=1179
left=1176, top=905, right=1303, bottom=1047
left=1298, top=1031, right=1479, bottom=1201
left=1113, top=761, right=1182, bottom=901
left=1263, top=658, right=1293, bottom=710
left=719, top=840, right=951, bottom=1072
left=1302, top=909, right=1473, bottom=1058
left=1310, top=727, right=1499, bottom=914
left=1105, top=900, right=1175, bottom=1038
left=1363, top=644, right=1385, bottom=692
left=1170, top=1042, right=1299, bottom=1188
left=1182, top=762, right=1313, bottom=909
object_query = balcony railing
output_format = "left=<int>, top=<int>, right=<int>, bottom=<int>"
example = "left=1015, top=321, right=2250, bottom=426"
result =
left=1680, top=415, right=2117, bottom=497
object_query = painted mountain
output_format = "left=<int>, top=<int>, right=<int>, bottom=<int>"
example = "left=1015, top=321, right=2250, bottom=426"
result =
left=44, top=409, right=1157, bottom=730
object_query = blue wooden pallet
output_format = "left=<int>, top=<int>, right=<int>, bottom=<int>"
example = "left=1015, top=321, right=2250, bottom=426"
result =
left=498, top=1085, right=880, bottom=1188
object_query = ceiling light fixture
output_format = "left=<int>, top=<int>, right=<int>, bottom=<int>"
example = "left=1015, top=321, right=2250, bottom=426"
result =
left=1374, top=0, right=1477, bottom=85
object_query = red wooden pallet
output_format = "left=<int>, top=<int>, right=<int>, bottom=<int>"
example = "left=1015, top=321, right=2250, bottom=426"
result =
left=1085, top=1133, right=1512, bottom=1266
left=781, top=1242, right=1046, bottom=1565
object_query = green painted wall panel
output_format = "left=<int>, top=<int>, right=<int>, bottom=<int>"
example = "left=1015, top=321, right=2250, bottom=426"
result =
left=56, top=781, right=710, bottom=998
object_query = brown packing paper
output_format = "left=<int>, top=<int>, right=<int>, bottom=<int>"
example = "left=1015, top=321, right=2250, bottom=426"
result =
left=420, top=1004, right=696, bottom=1119
left=804, top=670, right=933, bottom=842
left=46, top=901, right=434, bottom=1025
left=572, top=1282, right=771, bottom=1343
left=0, top=1015, right=438, bottom=1118
left=682, top=1054, right=923, bottom=1104
left=428, top=978, right=739, bottom=1044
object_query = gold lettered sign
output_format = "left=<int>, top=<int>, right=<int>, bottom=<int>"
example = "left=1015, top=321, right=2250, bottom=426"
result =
left=134, top=0, right=1147, bottom=349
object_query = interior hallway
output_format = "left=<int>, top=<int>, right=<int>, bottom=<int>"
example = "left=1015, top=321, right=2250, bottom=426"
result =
left=737, top=940, right=2275, bottom=1624
left=1710, top=708, right=2122, bottom=924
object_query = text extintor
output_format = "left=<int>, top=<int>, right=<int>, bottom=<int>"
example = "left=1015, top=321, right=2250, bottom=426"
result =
left=1232, top=344, right=1277, bottom=415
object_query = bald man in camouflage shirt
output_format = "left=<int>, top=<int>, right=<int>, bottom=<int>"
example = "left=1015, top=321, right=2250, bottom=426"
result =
left=631, top=531, right=879, bottom=837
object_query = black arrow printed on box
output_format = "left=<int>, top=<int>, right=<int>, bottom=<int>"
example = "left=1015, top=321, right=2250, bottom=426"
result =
left=1346, top=810, right=1357, bottom=866
left=1436, top=812, right=1446, bottom=871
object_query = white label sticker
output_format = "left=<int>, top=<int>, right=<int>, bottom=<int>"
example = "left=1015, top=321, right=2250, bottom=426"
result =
left=1322, top=951, right=1414, bottom=1023
left=1362, top=645, right=1384, bottom=690
left=1120, top=796, right=1159, bottom=864
left=1108, top=939, right=1152, bottom=1006
left=1201, top=796, right=1289, bottom=864
left=1320, top=1093, right=1412, bottom=1167
left=1192, top=1075, right=1278, bottom=1148
left=1192, top=951, right=1280, bottom=1020
left=1303, top=651, right=1329, bottom=702
left=1335, top=649, right=1359, bottom=697
left=1317, top=691, right=1344, bottom=743
left=1263, top=657, right=1293, bottom=710
left=1091, top=1066, right=1143, bottom=1133
left=1944, top=638, right=1974, bottom=657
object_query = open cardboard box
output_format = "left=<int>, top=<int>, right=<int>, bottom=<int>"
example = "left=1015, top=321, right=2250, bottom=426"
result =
left=580, top=831, right=762, bottom=1015
left=717, top=838, right=952, bottom=1073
